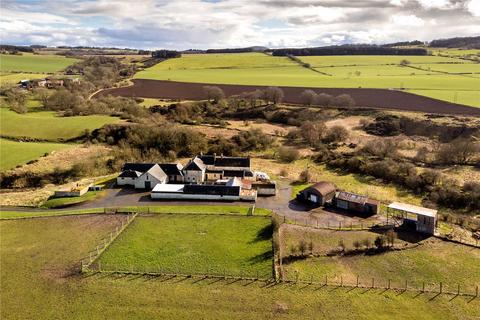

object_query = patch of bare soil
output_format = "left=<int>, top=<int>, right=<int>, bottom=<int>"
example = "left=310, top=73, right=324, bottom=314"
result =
left=95, top=79, right=480, bottom=116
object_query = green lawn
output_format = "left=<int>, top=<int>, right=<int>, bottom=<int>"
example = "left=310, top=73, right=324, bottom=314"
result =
left=134, top=53, right=480, bottom=107
left=0, top=53, right=78, bottom=73
left=0, top=108, right=121, bottom=141
left=1, top=215, right=478, bottom=319
left=40, top=191, right=104, bottom=209
left=0, top=138, right=73, bottom=171
left=282, top=239, right=480, bottom=291
left=98, top=215, right=273, bottom=278
left=290, top=182, right=312, bottom=199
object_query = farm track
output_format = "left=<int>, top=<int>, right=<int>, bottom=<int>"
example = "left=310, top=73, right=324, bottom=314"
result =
left=94, top=79, right=480, bottom=116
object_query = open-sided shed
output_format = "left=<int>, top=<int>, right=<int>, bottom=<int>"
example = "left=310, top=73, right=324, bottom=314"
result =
left=387, top=202, right=437, bottom=235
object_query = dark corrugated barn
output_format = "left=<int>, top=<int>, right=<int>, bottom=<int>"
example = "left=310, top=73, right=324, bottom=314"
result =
left=334, top=191, right=379, bottom=215
left=298, top=182, right=336, bottom=206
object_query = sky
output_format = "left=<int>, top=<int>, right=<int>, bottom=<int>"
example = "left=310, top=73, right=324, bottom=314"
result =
left=1, top=0, right=479, bottom=50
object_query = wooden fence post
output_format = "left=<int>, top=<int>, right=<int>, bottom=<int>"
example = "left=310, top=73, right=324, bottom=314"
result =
left=422, top=281, right=425, bottom=293
left=457, top=284, right=460, bottom=295
left=404, top=280, right=408, bottom=291
left=476, top=285, right=478, bottom=297
left=356, top=275, right=359, bottom=287
left=371, top=277, right=375, bottom=289
left=325, top=275, right=328, bottom=286
left=388, top=279, right=391, bottom=290
left=340, top=276, right=343, bottom=287
left=440, top=282, right=443, bottom=294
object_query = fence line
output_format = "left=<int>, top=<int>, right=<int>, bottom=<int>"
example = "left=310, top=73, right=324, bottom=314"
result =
left=277, top=213, right=480, bottom=248
left=281, top=214, right=395, bottom=231
left=81, top=212, right=138, bottom=272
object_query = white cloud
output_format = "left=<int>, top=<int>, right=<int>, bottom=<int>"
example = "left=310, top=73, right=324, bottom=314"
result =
left=416, top=0, right=455, bottom=9
left=391, top=14, right=425, bottom=26
left=466, top=0, right=480, bottom=16
left=0, top=0, right=478, bottom=49
left=390, top=0, right=409, bottom=6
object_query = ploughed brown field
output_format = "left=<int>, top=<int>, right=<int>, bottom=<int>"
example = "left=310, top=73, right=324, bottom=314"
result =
left=95, top=79, right=480, bottom=116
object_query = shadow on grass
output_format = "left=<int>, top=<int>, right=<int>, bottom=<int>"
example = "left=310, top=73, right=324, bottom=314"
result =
left=251, top=223, right=273, bottom=243
left=247, top=250, right=273, bottom=265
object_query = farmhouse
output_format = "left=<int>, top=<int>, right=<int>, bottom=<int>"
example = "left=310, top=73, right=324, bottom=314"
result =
left=298, top=181, right=336, bottom=206
left=334, top=191, right=379, bottom=215
left=118, top=155, right=275, bottom=200
left=117, top=163, right=167, bottom=190
left=183, top=154, right=254, bottom=183
left=387, top=202, right=438, bottom=235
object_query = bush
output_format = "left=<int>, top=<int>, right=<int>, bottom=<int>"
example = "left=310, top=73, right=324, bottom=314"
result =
left=323, top=125, right=349, bottom=143
left=278, top=146, right=300, bottom=163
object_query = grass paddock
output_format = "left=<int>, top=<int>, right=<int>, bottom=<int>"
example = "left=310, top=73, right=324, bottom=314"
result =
left=97, top=214, right=274, bottom=278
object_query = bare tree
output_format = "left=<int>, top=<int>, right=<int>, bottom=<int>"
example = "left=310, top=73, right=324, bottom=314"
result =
left=263, top=86, right=284, bottom=105
left=203, top=85, right=225, bottom=103
left=435, top=138, right=479, bottom=165
left=314, top=93, right=333, bottom=106
left=333, top=94, right=355, bottom=107
left=300, top=121, right=326, bottom=146
left=300, top=89, right=317, bottom=106
left=5, top=88, right=27, bottom=114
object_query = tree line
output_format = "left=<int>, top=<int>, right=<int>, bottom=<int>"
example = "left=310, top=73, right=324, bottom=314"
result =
left=272, top=45, right=427, bottom=56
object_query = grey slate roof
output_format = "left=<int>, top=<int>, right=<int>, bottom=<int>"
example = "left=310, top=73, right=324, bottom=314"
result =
left=159, top=163, right=184, bottom=176
left=200, top=155, right=250, bottom=168
left=184, top=157, right=206, bottom=171
left=122, top=163, right=157, bottom=173
left=118, top=170, right=141, bottom=178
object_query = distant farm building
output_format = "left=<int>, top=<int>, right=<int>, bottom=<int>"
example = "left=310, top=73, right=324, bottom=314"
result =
left=387, top=202, right=438, bottom=235
left=297, top=182, right=336, bottom=206
left=334, top=191, right=379, bottom=215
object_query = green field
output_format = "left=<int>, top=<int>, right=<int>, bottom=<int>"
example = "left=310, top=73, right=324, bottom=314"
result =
left=0, top=53, right=78, bottom=73
left=98, top=215, right=273, bottom=277
left=0, top=138, right=73, bottom=171
left=1, top=214, right=478, bottom=319
left=0, top=72, right=49, bottom=86
left=282, top=236, right=480, bottom=291
left=134, top=53, right=480, bottom=107
left=0, top=108, right=121, bottom=141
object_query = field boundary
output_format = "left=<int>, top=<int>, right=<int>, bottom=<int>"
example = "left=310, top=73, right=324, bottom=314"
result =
left=0, top=205, right=269, bottom=220
left=81, top=212, right=138, bottom=272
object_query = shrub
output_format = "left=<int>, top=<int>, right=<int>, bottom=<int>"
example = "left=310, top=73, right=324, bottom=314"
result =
left=323, top=125, right=349, bottom=144
left=332, top=94, right=355, bottom=107
left=278, top=146, right=300, bottom=163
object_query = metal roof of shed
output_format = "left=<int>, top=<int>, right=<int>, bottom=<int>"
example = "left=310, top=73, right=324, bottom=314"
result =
left=388, top=202, right=437, bottom=217
left=152, top=184, right=185, bottom=193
